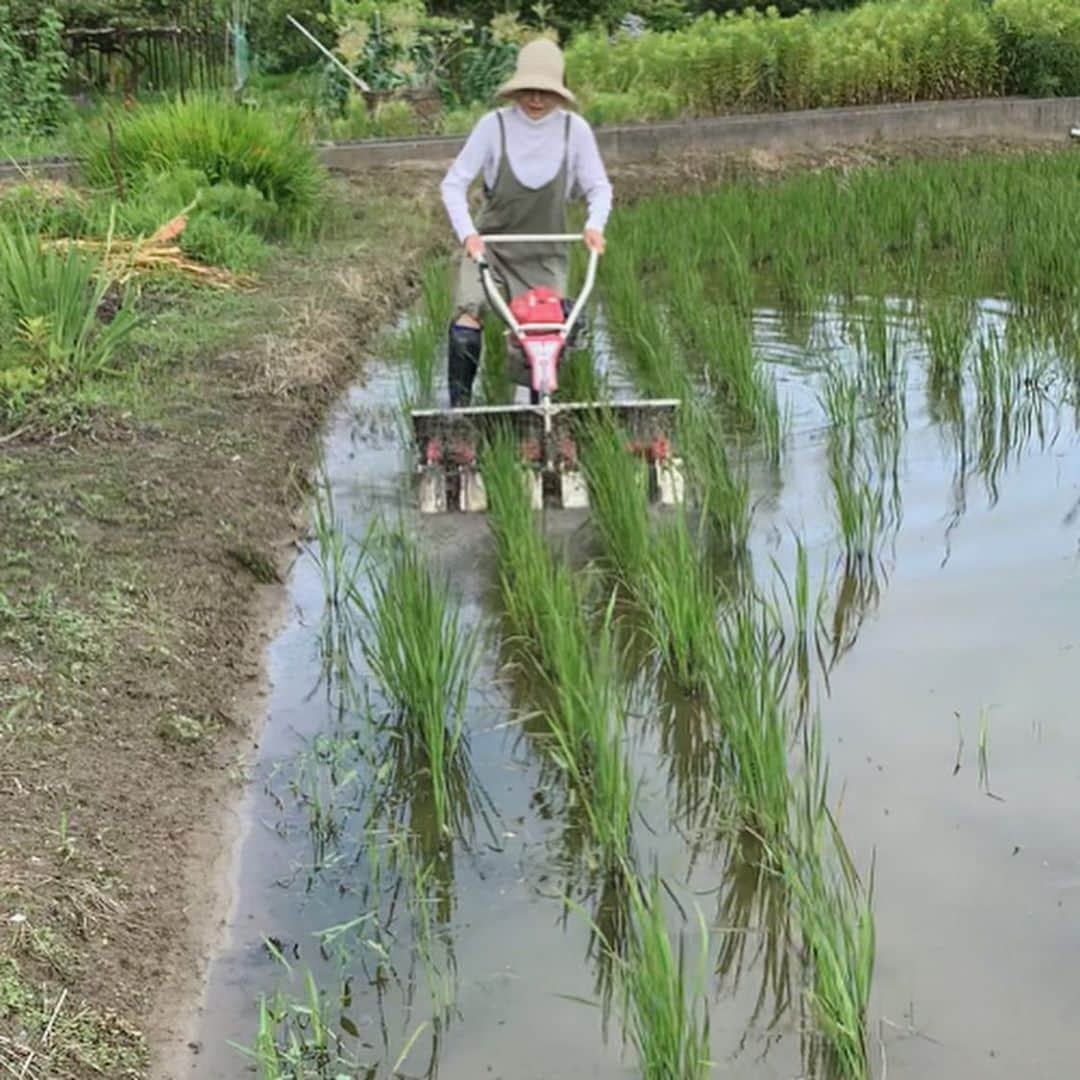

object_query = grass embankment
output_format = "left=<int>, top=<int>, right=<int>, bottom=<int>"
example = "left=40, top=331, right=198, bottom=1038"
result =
left=0, top=97, right=446, bottom=1077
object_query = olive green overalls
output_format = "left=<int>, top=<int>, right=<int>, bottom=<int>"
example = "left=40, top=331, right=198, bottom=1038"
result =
left=449, top=109, right=571, bottom=402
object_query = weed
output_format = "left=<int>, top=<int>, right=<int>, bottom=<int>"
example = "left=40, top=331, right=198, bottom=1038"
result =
left=0, top=222, right=138, bottom=417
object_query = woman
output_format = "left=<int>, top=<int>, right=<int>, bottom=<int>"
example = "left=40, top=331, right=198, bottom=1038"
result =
left=439, top=37, right=613, bottom=406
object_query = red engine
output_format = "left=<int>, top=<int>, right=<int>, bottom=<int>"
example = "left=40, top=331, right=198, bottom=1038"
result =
left=509, top=286, right=567, bottom=397
left=509, top=286, right=565, bottom=327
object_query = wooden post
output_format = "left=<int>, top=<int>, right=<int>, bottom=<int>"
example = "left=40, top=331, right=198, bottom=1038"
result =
left=174, top=29, right=185, bottom=100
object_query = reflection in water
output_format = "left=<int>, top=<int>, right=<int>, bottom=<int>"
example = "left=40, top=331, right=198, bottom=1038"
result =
left=825, top=554, right=886, bottom=671
left=714, top=828, right=794, bottom=1031
left=654, top=680, right=724, bottom=840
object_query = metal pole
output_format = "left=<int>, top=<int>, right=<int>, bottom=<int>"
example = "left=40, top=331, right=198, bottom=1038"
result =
left=285, top=14, right=370, bottom=93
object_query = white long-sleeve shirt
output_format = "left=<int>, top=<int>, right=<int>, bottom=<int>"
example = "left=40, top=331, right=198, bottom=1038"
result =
left=440, top=106, right=613, bottom=242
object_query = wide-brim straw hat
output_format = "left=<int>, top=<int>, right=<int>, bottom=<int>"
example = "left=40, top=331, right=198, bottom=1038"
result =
left=498, top=38, right=575, bottom=103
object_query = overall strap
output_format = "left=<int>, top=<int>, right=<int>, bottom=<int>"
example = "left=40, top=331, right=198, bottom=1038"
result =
left=562, top=113, right=571, bottom=166
left=496, top=109, right=508, bottom=160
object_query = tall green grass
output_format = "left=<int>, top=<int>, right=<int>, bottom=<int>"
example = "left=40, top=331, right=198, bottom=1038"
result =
left=77, top=96, right=326, bottom=238
left=0, top=223, right=138, bottom=415
left=569, top=0, right=1008, bottom=120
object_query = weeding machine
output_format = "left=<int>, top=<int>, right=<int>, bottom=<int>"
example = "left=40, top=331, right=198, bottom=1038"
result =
left=411, top=234, right=683, bottom=513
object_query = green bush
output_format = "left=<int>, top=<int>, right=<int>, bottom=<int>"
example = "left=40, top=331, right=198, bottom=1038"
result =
left=568, top=0, right=1001, bottom=115
left=0, top=181, right=89, bottom=237
left=993, top=0, right=1080, bottom=96
left=0, top=5, right=68, bottom=138
left=77, top=96, right=326, bottom=237
left=330, top=98, right=424, bottom=140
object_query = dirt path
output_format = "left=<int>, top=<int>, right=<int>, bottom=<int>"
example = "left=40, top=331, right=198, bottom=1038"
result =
left=0, top=136, right=1064, bottom=1079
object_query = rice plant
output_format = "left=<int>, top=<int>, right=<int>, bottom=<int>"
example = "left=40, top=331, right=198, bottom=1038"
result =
left=352, top=536, right=478, bottom=837
left=478, top=315, right=512, bottom=405
left=706, top=600, right=794, bottom=844
left=678, top=403, right=751, bottom=558
left=617, top=876, right=711, bottom=1080
left=783, top=732, right=876, bottom=1080
left=646, top=513, right=724, bottom=696
left=714, top=828, right=794, bottom=1024
left=828, top=452, right=886, bottom=567
left=820, top=366, right=887, bottom=566
left=579, top=418, right=653, bottom=585
left=305, top=473, right=370, bottom=693
left=925, top=299, right=972, bottom=408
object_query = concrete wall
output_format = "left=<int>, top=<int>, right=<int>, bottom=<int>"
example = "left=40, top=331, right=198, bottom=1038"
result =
left=320, top=96, right=1080, bottom=172
left=4, top=97, right=1079, bottom=183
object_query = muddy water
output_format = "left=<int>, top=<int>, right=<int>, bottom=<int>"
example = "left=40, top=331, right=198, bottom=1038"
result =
left=193, top=303, right=1080, bottom=1078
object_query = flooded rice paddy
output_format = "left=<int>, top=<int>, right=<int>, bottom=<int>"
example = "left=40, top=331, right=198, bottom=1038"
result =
left=194, top=168, right=1080, bottom=1079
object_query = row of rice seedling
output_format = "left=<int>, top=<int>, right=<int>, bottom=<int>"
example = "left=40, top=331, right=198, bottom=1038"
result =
left=601, top=232, right=784, bottom=462
left=609, top=153, right=1080, bottom=314
left=481, top=435, right=635, bottom=867
left=479, top=433, right=723, bottom=1075
left=578, top=410, right=873, bottom=1073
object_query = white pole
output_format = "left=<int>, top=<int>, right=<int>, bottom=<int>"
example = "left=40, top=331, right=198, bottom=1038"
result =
left=285, top=14, right=371, bottom=93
